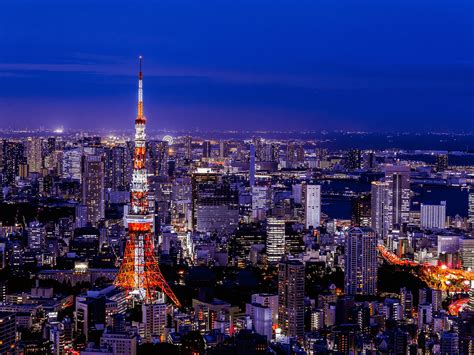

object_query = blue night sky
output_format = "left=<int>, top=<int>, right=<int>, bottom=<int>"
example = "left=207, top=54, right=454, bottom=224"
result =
left=0, top=0, right=472, bottom=132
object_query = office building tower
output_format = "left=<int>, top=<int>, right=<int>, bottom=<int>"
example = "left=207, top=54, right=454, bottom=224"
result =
left=2, top=140, right=25, bottom=185
left=75, top=204, right=88, bottom=229
left=311, top=309, right=324, bottom=331
left=142, top=302, right=168, bottom=343
left=460, top=237, right=474, bottom=271
left=351, top=193, right=371, bottom=227
left=0, top=313, right=16, bottom=354
left=371, top=181, right=389, bottom=236
left=219, top=141, right=228, bottom=159
left=81, top=154, right=105, bottom=227
left=62, top=148, right=82, bottom=180
left=202, top=140, right=211, bottom=159
left=400, top=287, right=413, bottom=318
left=385, top=165, right=411, bottom=229
left=305, top=185, right=321, bottom=229
left=440, top=331, right=458, bottom=355
left=104, top=145, right=127, bottom=191
left=194, top=177, right=239, bottom=234
left=251, top=293, right=278, bottom=324
left=245, top=303, right=272, bottom=341
left=249, top=144, right=256, bottom=187
left=27, top=220, right=45, bottom=251
left=420, top=202, right=446, bottom=229
left=344, top=227, right=378, bottom=295
left=147, top=140, right=169, bottom=177
left=435, top=154, right=449, bottom=172
left=344, top=149, right=362, bottom=170
left=278, top=257, right=305, bottom=337
left=100, top=331, right=138, bottom=355
left=469, top=193, right=474, bottom=228
left=437, top=234, right=460, bottom=255
left=26, top=137, right=43, bottom=173
left=252, top=185, right=269, bottom=221
left=266, top=218, right=286, bottom=263
left=418, top=303, right=432, bottom=329
left=184, top=136, right=192, bottom=160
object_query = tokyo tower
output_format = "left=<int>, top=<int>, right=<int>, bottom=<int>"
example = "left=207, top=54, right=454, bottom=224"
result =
left=114, top=57, right=181, bottom=307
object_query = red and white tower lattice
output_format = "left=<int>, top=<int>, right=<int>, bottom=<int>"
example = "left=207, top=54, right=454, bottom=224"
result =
left=114, top=57, right=181, bottom=307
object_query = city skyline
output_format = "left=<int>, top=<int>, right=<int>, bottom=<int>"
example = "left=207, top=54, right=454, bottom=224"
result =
left=1, top=0, right=473, bottom=132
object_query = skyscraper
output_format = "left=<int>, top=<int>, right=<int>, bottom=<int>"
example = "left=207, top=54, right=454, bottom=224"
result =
left=468, top=193, right=474, bottom=228
left=435, top=154, right=449, bottom=172
left=81, top=154, right=105, bottom=227
left=266, top=218, right=286, bottom=263
left=305, top=184, right=321, bottom=229
left=26, top=137, right=43, bottom=173
left=371, top=181, right=389, bottom=236
left=351, top=193, right=371, bottom=227
left=344, top=227, right=377, bottom=295
left=249, top=143, right=256, bottom=187
left=384, top=166, right=411, bottom=229
left=420, top=202, right=446, bottom=229
left=278, top=257, right=305, bottom=337
left=202, top=140, right=211, bottom=159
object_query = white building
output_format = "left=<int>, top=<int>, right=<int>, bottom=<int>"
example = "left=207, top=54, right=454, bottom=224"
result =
left=266, top=218, right=286, bottom=263
left=142, top=302, right=168, bottom=343
left=305, top=185, right=321, bottom=229
left=460, top=237, right=474, bottom=271
left=245, top=303, right=272, bottom=341
left=420, top=202, right=446, bottom=229
left=252, top=186, right=269, bottom=221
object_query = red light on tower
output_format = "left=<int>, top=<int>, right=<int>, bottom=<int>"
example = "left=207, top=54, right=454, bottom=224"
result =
left=114, top=57, right=181, bottom=307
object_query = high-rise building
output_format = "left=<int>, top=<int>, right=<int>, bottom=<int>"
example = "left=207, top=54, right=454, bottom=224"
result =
left=384, top=166, right=411, bottom=229
left=183, top=136, right=192, bottom=160
left=81, top=154, right=105, bottom=227
left=400, top=287, right=413, bottom=318
left=440, top=331, right=459, bottom=355
left=142, top=302, right=168, bottom=342
left=2, top=140, right=25, bottom=185
left=266, top=218, right=286, bottom=263
left=344, top=227, right=377, bottom=295
left=202, top=140, right=211, bottom=159
left=104, top=145, right=128, bottom=191
left=371, top=181, right=389, bottom=236
left=418, top=303, right=432, bottom=329
left=351, top=193, right=371, bottom=227
left=305, top=185, right=321, bottom=229
left=435, top=154, right=449, bottom=172
left=0, top=312, right=16, bottom=354
left=344, top=149, right=361, bottom=171
left=468, top=193, right=474, bottom=228
left=245, top=303, right=272, bottom=341
left=249, top=144, right=256, bottom=187
left=27, top=220, right=45, bottom=251
left=26, top=137, right=43, bottom=173
left=420, top=202, right=446, bottom=229
left=252, top=185, right=269, bottom=221
left=219, top=141, right=228, bottom=159
left=62, top=148, right=82, bottom=180
left=278, top=257, right=305, bottom=337
left=460, top=237, right=474, bottom=271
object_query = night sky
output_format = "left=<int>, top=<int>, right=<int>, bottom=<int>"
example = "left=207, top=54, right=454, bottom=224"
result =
left=0, top=0, right=472, bottom=132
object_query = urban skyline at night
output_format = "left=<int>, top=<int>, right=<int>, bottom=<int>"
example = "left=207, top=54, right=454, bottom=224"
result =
left=0, top=1, right=474, bottom=354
